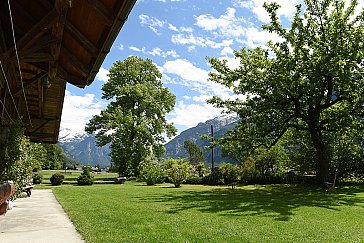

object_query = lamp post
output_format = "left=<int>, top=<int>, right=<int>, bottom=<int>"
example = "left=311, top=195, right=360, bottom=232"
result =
left=211, top=124, right=214, bottom=173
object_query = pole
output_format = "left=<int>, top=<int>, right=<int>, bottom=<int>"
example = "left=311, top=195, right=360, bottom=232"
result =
left=211, top=124, right=214, bottom=173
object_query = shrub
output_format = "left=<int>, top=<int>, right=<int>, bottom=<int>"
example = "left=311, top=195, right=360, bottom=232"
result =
left=32, top=173, right=43, bottom=184
left=164, top=158, right=191, bottom=188
left=219, top=163, right=242, bottom=189
left=50, top=173, right=64, bottom=186
left=77, top=166, right=94, bottom=185
left=203, top=167, right=224, bottom=185
left=139, top=156, right=163, bottom=186
left=185, top=174, right=203, bottom=184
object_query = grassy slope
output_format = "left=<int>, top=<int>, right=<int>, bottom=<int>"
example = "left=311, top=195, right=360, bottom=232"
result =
left=53, top=182, right=364, bottom=243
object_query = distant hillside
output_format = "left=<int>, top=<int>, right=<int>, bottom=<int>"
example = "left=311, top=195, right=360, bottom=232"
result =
left=164, top=115, right=239, bottom=166
left=59, top=115, right=239, bottom=167
left=59, top=129, right=111, bottom=167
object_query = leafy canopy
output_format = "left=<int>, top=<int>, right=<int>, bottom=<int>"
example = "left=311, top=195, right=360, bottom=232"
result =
left=86, top=56, right=177, bottom=176
left=207, top=0, right=364, bottom=182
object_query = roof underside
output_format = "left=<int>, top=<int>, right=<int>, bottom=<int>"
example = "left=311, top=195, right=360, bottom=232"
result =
left=0, top=0, right=136, bottom=143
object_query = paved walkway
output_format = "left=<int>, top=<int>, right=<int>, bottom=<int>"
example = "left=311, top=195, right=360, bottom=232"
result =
left=0, top=190, right=84, bottom=243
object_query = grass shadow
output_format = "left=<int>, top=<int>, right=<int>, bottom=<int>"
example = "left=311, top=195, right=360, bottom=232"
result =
left=137, top=184, right=364, bottom=221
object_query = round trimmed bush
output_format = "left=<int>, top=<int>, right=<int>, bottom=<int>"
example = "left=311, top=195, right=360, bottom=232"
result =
left=50, top=173, right=64, bottom=186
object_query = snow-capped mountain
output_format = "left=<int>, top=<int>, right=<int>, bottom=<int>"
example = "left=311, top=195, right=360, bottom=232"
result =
left=59, top=128, right=87, bottom=143
left=59, top=128, right=111, bottom=167
left=58, top=115, right=239, bottom=167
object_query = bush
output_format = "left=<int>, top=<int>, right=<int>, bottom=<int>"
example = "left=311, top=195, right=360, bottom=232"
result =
left=203, top=167, right=224, bottom=185
left=50, top=173, right=64, bottom=186
left=139, top=156, right=164, bottom=186
left=220, top=163, right=242, bottom=189
left=32, top=173, right=43, bottom=184
left=185, top=174, right=204, bottom=184
left=77, top=166, right=94, bottom=185
left=164, top=158, right=191, bottom=188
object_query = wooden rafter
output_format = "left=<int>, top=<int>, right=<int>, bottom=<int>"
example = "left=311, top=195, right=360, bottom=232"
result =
left=48, top=0, right=69, bottom=83
left=65, top=21, right=99, bottom=56
left=86, top=0, right=114, bottom=26
left=0, top=8, right=58, bottom=64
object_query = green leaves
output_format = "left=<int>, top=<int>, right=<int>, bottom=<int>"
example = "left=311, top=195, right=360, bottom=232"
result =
left=86, top=56, right=177, bottom=176
left=207, top=0, right=364, bottom=182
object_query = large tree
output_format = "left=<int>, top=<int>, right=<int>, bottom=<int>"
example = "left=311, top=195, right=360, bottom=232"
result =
left=86, top=56, right=176, bottom=176
left=207, top=0, right=364, bottom=184
left=184, top=140, right=204, bottom=165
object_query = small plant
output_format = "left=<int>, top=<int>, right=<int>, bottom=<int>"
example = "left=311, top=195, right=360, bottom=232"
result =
left=32, top=173, right=43, bottom=184
left=50, top=173, right=64, bottom=186
left=164, top=158, right=191, bottom=188
left=139, top=156, right=163, bottom=186
left=77, top=166, right=94, bottom=186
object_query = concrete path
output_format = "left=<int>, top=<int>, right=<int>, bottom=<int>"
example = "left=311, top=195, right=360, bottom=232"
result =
left=0, top=190, right=84, bottom=243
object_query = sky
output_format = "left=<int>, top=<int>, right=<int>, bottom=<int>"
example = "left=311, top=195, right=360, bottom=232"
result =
left=60, top=0, right=363, bottom=139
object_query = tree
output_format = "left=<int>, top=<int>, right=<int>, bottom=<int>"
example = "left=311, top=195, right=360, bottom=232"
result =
left=42, top=144, right=64, bottom=170
left=207, top=0, right=364, bottom=184
left=219, top=163, right=242, bottom=189
left=77, top=166, right=94, bottom=185
left=184, top=140, right=204, bottom=165
left=86, top=56, right=177, bottom=176
left=164, top=158, right=191, bottom=188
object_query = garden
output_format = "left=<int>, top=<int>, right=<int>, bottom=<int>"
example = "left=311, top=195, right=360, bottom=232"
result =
left=51, top=182, right=364, bottom=243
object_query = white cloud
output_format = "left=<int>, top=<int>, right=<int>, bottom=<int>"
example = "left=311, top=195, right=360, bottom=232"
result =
left=61, top=90, right=103, bottom=134
left=148, top=47, right=179, bottom=58
left=168, top=23, right=178, bottom=31
left=239, top=27, right=284, bottom=48
left=169, top=101, right=223, bottom=128
left=171, top=33, right=208, bottom=47
left=139, top=14, right=165, bottom=34
left=192, top=94, right=212, bottom=102
left=96, top=67, right=109, bottom=83
left=163, top=59, right=209, bottom=83
left=117, top=44, right=124, bottom=51
left=195, top=7, right=246, bottom=38
left=234, top=0, right=302, bottom=23
left=220, top=46, right=234, bottom=56
left=129, top=46, right=142, bottom=52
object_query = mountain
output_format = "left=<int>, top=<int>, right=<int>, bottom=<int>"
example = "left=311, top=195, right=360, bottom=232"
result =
left=164, top=115, right=239, bottom=166
left=59, top=128, right=111, bottom=167
left=59, top=115, right=239, bottom=167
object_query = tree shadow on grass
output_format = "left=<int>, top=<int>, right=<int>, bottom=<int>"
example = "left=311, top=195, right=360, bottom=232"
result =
left=137, top=184, right=364, bottom=221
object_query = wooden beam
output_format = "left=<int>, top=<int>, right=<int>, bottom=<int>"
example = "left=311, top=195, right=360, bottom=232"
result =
left=86, top=0, right=114, bottom=26
left=57, top=66, right=83, bottom=85
left=60, top=46, right=89, bottom=77
left=0, top=8, right=58, bottom=64
left=13, top=72, right=46, bottom=95
left=65, top=21, right=99, bottom=56
left=48, top=1, right=69, bottom=83
left=27, top=119, right=50, bottom=135
left=20, top=53, right=53, bottom=63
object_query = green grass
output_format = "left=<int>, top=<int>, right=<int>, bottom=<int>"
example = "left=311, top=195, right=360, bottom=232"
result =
left=52, top=182, right=364, bottom=243
left=38, top=170, right=118, bottom=184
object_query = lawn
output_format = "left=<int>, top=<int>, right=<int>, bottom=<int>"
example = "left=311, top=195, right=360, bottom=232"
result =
left=39, top=170, right=118, bottom=184
left=52, top=182, right=364, bottom=243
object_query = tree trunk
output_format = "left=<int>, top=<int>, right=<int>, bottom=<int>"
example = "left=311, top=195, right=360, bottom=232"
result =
left=309, top=125, right=330, bottom=184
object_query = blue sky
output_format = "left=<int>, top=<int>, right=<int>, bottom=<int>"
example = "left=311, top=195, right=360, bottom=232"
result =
left=60, top=0, right=315, bottom=138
